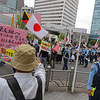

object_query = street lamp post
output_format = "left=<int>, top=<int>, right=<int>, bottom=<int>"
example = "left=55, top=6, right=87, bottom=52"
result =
left=71, top=32, right=82, bottom=92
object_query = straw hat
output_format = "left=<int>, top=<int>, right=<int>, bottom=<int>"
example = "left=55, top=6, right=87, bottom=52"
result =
left=11, top=44, right=39, bottom=71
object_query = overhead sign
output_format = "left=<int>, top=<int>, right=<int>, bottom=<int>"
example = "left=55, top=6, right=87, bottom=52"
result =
left=0, top=24, right=27, bottom=49
left=41, top=41, right=50, bottom=52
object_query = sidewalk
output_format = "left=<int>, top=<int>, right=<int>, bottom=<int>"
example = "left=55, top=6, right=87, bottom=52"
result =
left=44, top=82, right=88, bottom=100
left=44, top=91, right=88, bottom=100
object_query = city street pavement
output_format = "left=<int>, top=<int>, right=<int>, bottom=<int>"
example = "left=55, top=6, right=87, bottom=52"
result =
left=44, top=91, right=88, bottom=100
left=0, top=60, right=97, bottom=100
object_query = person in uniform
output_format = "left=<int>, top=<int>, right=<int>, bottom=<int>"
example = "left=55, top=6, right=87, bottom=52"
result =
left=62, top=44, right=70, bottom=70
left=92, top=48, right=96, bottom=62
left=81, top=46, right=86, bottom=65
left=90, top=47, right=93, bottom=63
left=84, top=46, right=90, bottom=68
left=95, top=48, right=98, bottom=61
left=87, top=52, right=100, bottom=100
left=79, top=46, right=83, bottom=65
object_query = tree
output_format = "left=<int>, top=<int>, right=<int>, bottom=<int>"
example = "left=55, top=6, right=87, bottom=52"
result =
left=58, top=33, right=65, bottom=41
left=89, top=40, right=96, bottom=46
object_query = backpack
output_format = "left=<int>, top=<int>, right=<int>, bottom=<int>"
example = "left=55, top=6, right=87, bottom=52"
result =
left=93, top=63, right=100, bottom=87
left=6, top=76, right=42, bottom=100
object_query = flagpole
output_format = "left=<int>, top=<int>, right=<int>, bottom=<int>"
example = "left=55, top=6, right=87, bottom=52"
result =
left=95, top=36, right=100, bottom=44
left=19, top=8, right=22, bottom=28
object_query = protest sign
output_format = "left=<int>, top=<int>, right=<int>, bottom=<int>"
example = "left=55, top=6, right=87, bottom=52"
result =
left=0, top=48, right=12, bottom=65
left=0, top=24, right=26, bottom=49
left=6, top=49, right=15, bottom=57
left=41, top=41, right=50, bottom=52
left=33, top=39, right=38, bottom=44
left=0, top=56, right=12, bottom=65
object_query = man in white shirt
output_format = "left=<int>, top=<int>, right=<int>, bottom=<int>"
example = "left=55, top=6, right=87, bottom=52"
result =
left=0, top=44, right=45, bottom=100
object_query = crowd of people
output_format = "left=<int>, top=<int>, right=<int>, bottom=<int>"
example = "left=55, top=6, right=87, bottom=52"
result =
left=25, top=36, right=100, bottom=70
left=0, top=35, right=100, bottom=100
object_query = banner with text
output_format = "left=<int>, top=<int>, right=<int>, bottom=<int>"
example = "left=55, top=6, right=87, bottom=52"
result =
left=0, top=24, right=27, bottom=49
left=0, top=48, right=13, bottom=65
left=6, top=49, right=15, bottom=57
left=41, top=41, right=50, bottom=52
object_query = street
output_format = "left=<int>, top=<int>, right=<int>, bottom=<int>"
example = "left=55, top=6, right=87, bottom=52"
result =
left=0, top=60, right=95, bottom=82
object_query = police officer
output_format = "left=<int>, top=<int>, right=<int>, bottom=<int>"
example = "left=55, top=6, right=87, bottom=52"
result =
left=90, top=48, right=93, bottom=63
left=79, top=46, right=82, bottom=65
left=92, top=48, right=96, bottom=61
left=84, top=46, right=90, bottom=68
left=81, top=47, right=86, bottom=65
left=62, top=44, right=70, bottom=70
left=95, top=48, right=98, bottom=61
left=87, top=52, right=100, bottom=100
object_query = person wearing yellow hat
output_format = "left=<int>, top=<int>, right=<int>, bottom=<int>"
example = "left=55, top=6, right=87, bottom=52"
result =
left=0, top=44, right=45, bottom=100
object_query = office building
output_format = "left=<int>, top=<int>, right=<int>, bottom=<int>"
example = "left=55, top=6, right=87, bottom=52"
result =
left=0, top=0, right=24, bottom=11
left=90, top=0, right=100, bottom=34
left=0, top=3, right=19, bottom=13
left=35, top=0, right=79, bottom=27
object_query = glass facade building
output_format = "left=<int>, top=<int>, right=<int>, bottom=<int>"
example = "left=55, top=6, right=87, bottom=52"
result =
left=6, top=0, right=17, bottom=9
left=90, top=0, right=100, bottom=34
left=0, top=0, right=24, bottom=11
left=0, top=3, right=19, bottom=13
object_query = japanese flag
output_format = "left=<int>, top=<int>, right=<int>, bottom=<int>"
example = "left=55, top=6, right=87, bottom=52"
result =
left=26, top=14, right=48, bottom=39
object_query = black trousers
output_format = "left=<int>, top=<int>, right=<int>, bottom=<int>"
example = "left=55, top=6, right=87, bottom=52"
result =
left=91, top=88, right=100, bottom=100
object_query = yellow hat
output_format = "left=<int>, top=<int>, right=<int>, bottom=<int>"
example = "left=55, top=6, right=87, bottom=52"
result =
left=11, top=44, right=39, bottom=71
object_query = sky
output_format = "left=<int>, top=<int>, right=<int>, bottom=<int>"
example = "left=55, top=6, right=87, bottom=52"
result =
left=24, top=0, right=95, bottom=33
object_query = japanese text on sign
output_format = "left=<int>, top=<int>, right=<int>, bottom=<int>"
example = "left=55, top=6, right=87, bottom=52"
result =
left=41, top=41, right=50, bottom=52
left=0, top=24, right=26, bottom=49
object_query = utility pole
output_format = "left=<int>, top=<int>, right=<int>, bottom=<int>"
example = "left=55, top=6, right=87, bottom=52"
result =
left=71, top=32, right=82, bottom=92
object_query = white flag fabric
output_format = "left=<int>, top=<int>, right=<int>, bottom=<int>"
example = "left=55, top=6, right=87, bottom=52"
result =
left=26, top=14, right=48, bottom=39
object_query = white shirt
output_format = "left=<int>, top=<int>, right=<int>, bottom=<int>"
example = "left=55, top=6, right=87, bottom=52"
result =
left=0, top=63, right=45, bottom=100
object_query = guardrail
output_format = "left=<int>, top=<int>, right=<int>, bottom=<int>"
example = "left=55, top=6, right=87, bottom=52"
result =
left=0, top=66, right=89, bottom=92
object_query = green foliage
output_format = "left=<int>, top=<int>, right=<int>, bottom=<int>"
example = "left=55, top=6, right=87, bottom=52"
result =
left=89, top=40, right=96, bottom=46
left=15, top=13, right=27, bottom=30
left=89, top=40, right=100, bottom=47
left=38, top=39, right=41, bottom=44
left=58, top=33, right=65, bottom=41
left=72, top=41, right=78, bottom=45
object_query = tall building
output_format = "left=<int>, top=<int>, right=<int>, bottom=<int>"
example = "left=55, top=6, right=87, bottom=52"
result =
left=0, top=0, right=24, bottom=11
left=0, top=3, right=19, bottom=13
left=34, top=0, right=79, bottom=27
left=0, top=0, right=5, bottom=4
left=90, top=0, right=100, bottom=35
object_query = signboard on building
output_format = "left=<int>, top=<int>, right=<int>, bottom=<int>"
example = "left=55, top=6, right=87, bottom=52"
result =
left=73, top=32, right=89, bottom=43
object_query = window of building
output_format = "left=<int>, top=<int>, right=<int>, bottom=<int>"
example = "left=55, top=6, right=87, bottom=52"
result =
left=6, top=0, right=17, bottom=9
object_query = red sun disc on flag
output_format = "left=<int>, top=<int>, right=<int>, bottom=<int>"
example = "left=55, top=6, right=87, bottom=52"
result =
left=66, top=38, right=68, bottom=42
left=33, top=23, right=41, bottom=32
